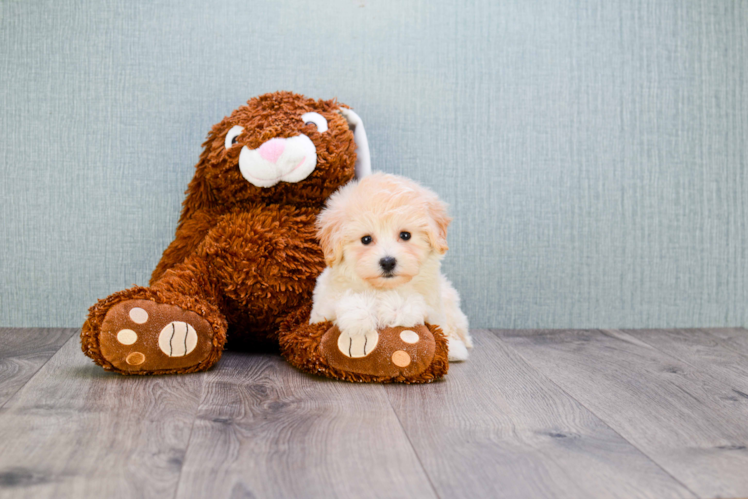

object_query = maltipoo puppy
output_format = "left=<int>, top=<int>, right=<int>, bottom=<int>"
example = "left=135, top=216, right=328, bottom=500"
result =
left=310, top=172, right=472, bottom=361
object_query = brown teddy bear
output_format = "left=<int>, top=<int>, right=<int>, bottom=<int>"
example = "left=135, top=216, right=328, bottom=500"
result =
left=81, top=91, right=448, bottom=383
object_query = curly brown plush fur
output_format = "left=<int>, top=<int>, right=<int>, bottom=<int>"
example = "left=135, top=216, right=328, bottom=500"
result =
left=81, top=91, right=449, bottom=382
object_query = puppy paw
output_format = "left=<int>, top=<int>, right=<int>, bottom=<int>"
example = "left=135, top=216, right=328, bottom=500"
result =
left=337, top=329, right=379, bottom=358
left=377, top=293, right=428, bottom=328
left=463, top=331, right=475, bottom=349
left=335, top=292, right=378, bottom=331
left=447, top=337, right=469, bottom=362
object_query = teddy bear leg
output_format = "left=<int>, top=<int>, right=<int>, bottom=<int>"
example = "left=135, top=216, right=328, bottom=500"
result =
left=81, top=257, right=228, bottom=375
left=278, top=306, right=450, bottom=384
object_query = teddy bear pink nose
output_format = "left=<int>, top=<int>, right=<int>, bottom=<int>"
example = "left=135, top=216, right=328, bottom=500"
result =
left=258, top=138, right=285, bottom=163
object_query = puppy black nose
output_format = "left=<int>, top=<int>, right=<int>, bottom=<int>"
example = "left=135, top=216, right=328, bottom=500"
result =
left=379, top=256, right=397, bottom=272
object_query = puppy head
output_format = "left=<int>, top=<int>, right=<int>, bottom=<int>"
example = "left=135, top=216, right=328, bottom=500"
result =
left=316, top=172, right=451, bottom=289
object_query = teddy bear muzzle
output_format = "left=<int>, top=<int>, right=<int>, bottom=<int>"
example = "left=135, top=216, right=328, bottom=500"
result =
left=238, top=134, right=317, bottom=188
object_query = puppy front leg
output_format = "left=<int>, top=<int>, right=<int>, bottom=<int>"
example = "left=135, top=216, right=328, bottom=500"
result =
left=334, top=292, right=380, bottom=358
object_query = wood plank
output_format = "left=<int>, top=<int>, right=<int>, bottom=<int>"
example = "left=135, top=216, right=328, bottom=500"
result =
left=0, top=328, right=75, bottom=408
left=0, top=335, right=205, bottom=498
left=385, top=330, right=693, bottom=498
left=496, top=328, right=748, bottom=499
left=700, top=327, right=748, bottom=357
left=176, top=351, right=436, bottom=499
left=624, top=328, right=748, bottom=395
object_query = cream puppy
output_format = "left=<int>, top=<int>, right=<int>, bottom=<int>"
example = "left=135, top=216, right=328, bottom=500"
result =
left=310, top=172, right=472, bottom=361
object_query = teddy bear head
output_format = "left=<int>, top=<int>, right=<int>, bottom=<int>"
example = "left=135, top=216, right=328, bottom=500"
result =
left=185, top=91, right=370, bottom=210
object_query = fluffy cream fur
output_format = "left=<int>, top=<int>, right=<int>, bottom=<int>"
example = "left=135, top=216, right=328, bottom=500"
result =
left=310, top=172, right=472, bottom=361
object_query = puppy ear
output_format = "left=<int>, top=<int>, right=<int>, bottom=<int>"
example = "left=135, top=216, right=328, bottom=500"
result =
left=426, top=198, right=451, bottom=255
left=316, top=205, right=347, bottom=267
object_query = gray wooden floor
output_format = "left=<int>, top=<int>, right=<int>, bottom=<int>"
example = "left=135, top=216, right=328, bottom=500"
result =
left=0, top=328, right=747, bottom=498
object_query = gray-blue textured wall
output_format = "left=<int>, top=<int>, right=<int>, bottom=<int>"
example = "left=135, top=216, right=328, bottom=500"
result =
left=1, top=0, right=746, bottom=328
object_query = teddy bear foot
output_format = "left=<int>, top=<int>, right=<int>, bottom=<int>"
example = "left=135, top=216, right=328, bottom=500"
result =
left=318, top=324, right=449, bottom=383
left=278, top=307, right=449, bottom=383
left=86, top=299, right=221, bottom=375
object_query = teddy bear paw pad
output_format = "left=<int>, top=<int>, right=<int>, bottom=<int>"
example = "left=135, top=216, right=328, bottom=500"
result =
left=337, top=329, right=379, bottom=358
left=320, top=324, right=436, bottom=378
left=98, top=300, right=214, bottom=373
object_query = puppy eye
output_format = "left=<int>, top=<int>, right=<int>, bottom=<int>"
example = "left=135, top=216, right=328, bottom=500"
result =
left=399, top=231, right=411, bottom=241
left=301, top=112, right=328, bottom=133
left=225, top=125, right=244, bottom=149
left=361, top=235, right=373, bottom=245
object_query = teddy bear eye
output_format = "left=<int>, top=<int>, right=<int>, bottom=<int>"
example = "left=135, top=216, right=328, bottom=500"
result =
left=400, top=231, right=411, bottom=241
left=361, top=235, right=372, bottom=245
left=224, top=125, right=244, bottom=149
left=301, top=112, right=328, bottom=133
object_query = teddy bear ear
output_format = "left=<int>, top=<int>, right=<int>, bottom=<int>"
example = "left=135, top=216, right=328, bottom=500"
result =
left=180, top=146, right=218, bottom=221
left=338, top=108, right=371, bottom=179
